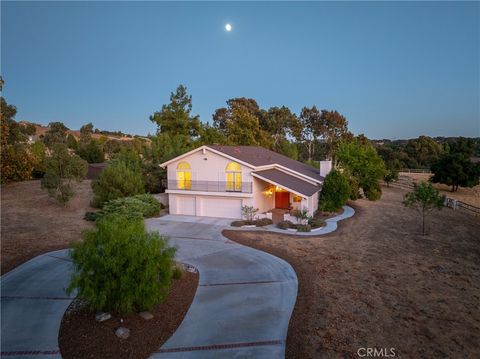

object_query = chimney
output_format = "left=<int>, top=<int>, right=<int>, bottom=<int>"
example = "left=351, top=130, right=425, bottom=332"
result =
left=320, top=160, right=332, bottom=178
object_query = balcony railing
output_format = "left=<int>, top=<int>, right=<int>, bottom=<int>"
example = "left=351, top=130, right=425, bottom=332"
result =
left=167, top=180, right=252, bottom=193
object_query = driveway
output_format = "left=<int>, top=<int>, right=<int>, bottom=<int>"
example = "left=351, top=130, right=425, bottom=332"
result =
left=1, top=215, right=297, bottom=359
left=145, top=215, right=298, bottom=358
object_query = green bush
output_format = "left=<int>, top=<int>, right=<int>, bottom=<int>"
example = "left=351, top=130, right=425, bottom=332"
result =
left=91, top=161, right=145, bottom=207
left=255, top=218, right=273, bottom=227
left=277, top=220, right=294, bottom=230
left=308, top=218, right=326, bottom=229
left=172, top=264, right=184, bottom=280
left=296, top=224, right=312, bottom=232
left=319, top=169, right=351, bottom=212
left=348, top=175, right=361, bottom=200
left=84, top=211, right=99, bottom=222
left=99, top=194, right=162, bottom=221
left=231, top=220, right=245, bottom=227
left=364, top=183, right=382, bottom=201
left=67, top=215, right=176, bottom=314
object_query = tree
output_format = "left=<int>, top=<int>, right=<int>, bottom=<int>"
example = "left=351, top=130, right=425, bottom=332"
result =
left=150, top=85, right=201, bottom=138
left=41, top=144, right=88, bottom=204
left=1, top=97, right=36, bottom=183
left=212, top=98, right=270, bottom=147
left=384, top=159, right=401, bottom=187
left=91, top=161, right=145, bottom=207
left=66, top=134, right=79, bottom=151
left=79, top=122, right=94, bottom=143
left=43, top=122, right=69, bottom=148
left=337, top=137, right=386, bottom=200
left=260, top=106, right=298, bottom=152
left=31, top=141, right=47, bottom=178
left=77, top=140, right=105, bottom=163
left=431, top=153, right=480, bottom=192
left=319, top=170, right=351, bottom=212
left=197, top=123, right=226, bottom=145
left=405, top=136, right=442, bottom=168
left=318, top=110, right=351, bottom=160
left=403, top=182, right=445, bottom=235
left=296, top=106, right=321, bottom=162
left=67, top=215, right=176, bottom=314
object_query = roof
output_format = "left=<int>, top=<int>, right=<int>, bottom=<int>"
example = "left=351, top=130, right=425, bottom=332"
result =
left=208, top=145, right=323, bottom=182
left=252, top=168, right=321, bottom=197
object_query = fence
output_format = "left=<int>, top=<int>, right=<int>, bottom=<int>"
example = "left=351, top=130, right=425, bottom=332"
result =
left=399, top=168, right=432, bottom=174
left=390, top=179, right=480, bottom=216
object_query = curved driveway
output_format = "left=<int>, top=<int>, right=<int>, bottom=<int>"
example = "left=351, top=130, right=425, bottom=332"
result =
left=1, top=216, right=297, bottom=358
left=145, top=215, right=298, bottom=358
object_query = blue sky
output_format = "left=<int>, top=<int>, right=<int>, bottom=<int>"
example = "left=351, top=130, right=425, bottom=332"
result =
left=2, top=1, right=479, bottom=139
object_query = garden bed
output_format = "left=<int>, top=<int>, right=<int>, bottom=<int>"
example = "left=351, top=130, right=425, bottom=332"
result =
left=59, top=270, right=198, bottom=359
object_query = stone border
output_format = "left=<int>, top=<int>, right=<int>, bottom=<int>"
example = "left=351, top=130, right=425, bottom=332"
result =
left=227, top=205, right=355, bottom=236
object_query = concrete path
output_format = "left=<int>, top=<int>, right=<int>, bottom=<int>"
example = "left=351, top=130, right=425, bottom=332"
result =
left=229, top=205, right=355, bottom=236
left=145, top=216, right=297, bottom=358
left=1, top=250, right=73, bottom=358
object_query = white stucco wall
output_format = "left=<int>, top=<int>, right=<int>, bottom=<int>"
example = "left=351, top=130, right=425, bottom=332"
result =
left=252, top=177, right=275, bottom=213
left=167, top=148, right=253, bottom=183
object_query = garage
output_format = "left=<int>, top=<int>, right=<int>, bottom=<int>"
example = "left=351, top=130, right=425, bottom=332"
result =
left=199, top=197, right=242, bottom=219
left=175, top=196, right=196, bottom=216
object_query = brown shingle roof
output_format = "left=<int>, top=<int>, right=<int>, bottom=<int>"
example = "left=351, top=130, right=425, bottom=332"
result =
left=208, top=145, right=323, bottom=182
left=252, top=169, right=321, bottom=197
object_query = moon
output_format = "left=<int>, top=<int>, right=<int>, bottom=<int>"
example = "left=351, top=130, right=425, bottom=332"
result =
left=225, top=23, right=232, bottom=32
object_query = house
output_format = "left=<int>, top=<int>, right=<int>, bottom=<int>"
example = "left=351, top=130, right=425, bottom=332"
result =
left=160, top=145, right=332, bottom=220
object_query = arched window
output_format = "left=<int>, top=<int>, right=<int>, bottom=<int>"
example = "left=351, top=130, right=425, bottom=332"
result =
left=177, top=162, right=191, bottom=189
left=226, top=162, right=242, bottom=191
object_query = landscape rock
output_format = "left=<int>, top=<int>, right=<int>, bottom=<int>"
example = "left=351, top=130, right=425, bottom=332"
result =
left=139, top=311, right=154, bottom=320
left=115, top=327, right=130, bottom=339
left=95, top=312, right=111, bottom=322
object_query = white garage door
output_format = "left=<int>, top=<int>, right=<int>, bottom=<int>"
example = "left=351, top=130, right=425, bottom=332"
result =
left=176, top=196, right=196, bottom=216
left=199, top=198, right=242, bottom=219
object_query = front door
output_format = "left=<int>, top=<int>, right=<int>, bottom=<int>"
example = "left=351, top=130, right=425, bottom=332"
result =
left=275, top=191, right=290, bottom=209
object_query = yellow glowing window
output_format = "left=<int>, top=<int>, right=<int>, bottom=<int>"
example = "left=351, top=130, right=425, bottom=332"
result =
left=177, top=162, right=191, bottom=190
left=226, top=162, right=242, bottom=191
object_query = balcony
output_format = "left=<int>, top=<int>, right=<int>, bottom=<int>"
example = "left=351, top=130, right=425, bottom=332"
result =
left=167, top=180, right=252, bottom=193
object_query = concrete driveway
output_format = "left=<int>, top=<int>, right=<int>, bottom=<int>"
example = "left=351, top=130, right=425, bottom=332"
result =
left=145, top=215, right=298, bottom=358
left=1, top=215, right=297, bottom=358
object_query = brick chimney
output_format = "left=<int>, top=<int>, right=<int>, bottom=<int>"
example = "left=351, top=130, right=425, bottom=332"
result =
left=320, top=160, right=332, bottom=178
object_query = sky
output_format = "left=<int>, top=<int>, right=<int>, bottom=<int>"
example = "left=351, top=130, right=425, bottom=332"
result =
left=1, top=1, right=479, bottom=139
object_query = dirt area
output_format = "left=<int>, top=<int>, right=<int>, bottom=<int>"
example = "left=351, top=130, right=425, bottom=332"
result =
left=224, top=186, right=480, bottom=358
left=399, top=172, right=480, bottom=207
left=59, top=271, right=198, bottom=359
left=1, top=180, right=95, bottom=274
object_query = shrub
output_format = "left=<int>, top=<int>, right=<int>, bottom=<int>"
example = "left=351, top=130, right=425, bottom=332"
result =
left=99, top=194, right=162, bottom=220
left=241, top=205, right=259, bottom=222
left=91, top=161, right=145, bottom=207
left=172, top=264, right=184, bottom=280
left=364, top=183, right=382, bottom=201
left=296, top=224, right=312, bottom=232
left=77, top=140, right=105, bottom=164
left=84, top=211, right=99, bottom=222
left=291, top=208, right=309, bottom=224
left=231, top=220, right=245, bottom=227
left=319, top=169, right=351, bottom=212
left=41, top=144, right=88, bottom=205
left=277, top=220, right=294, bottom=230
left=67, top=215, right=176, bottom=314
left=348, top=175, right=361, bottom=200
left=255, top=218, right=273, bottom=227
left=308, top=218, right=326, bottom=229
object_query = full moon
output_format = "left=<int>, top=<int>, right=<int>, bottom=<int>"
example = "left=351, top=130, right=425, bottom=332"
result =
left=225, top=23, right=232, bottom=32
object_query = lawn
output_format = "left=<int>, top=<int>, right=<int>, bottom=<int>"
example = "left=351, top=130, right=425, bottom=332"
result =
left=224, top=186, right=480, bottom=358
left=1, top=179, right=95, bottom=274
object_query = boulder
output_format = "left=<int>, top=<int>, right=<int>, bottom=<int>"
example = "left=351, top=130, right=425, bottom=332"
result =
left=115, top=327, right=130, bottom=339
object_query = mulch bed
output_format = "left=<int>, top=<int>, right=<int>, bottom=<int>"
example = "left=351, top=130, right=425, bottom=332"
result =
left=59, top=271, right=199, bottom=359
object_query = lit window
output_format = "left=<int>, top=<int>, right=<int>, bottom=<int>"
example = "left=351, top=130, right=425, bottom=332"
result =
left=226, top=162, right=242, bottom=191
left=177, top=162, right=191, bottom=189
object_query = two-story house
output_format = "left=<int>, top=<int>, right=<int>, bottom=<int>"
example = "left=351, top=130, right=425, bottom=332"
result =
left=160, top=145, right=332, bottom=220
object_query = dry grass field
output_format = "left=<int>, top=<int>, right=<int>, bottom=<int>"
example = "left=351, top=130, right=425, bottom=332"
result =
left=225, top=186, right=480, bottom=359
left=1, top=180, right=95, bottom=274
left=399, top=172, right=480, bottom=207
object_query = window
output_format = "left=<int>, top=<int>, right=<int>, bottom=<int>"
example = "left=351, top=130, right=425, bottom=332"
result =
left=226, top=162, right=242, bottom=191
left=177, top=162, right=191, bottom=189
